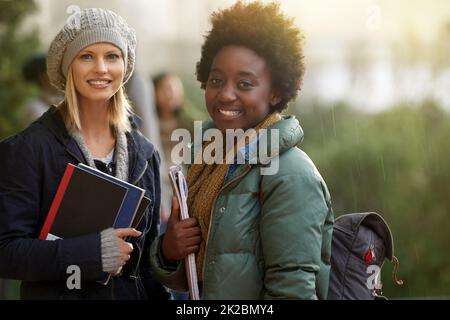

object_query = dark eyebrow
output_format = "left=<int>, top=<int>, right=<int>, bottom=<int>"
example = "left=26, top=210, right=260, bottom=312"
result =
left=209, top=68, right=257, bottom=77
left=238, top=70, right=257, bottom=77
left=209, top=68, right=223, bottom=74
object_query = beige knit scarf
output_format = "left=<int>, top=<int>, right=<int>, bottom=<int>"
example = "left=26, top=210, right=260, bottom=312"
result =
left=186, top=112, right=281, bottom=281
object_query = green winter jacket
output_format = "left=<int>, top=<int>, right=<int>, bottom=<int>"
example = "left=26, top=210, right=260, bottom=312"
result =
left=150, top=115, right=334, bottom=299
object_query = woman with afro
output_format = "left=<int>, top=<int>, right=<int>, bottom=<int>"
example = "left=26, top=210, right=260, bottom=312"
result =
left=150, top=1, right=334, bottom=299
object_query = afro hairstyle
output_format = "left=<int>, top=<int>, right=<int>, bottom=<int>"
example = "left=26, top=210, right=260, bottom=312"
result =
left=196, top=1, right=305, bottom=112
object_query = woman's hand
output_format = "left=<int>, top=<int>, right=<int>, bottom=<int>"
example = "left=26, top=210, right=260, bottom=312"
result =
left=161, top=196, right=202, bottom=262
left=115, top=228, right=142, bottom=266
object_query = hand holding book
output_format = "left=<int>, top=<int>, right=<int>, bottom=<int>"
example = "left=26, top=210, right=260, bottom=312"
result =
left=161, top=165, right=201, bottom=300
left=115, top=228, right=142, bottom=270
left=162, top=197, right=201, bottom=259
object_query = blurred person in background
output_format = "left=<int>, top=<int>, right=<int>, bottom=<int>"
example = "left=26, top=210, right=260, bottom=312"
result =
left=153, top=72, right=190, bottom=166
left=125, top=72, right=170, bottom=226
left=153, top=72, right=192, bottom=301
left=125, top=72, right=163, bottom=151
left=22, top=53, right=63, bottom=123
left=153, top=72, right=193, bottom=227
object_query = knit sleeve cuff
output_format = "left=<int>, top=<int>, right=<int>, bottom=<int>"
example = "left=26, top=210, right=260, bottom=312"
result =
left=100, top=228, right=121, bottom=274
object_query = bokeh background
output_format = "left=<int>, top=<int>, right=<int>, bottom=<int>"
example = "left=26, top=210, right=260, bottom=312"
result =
left=1, top=0, right=449, bottom=299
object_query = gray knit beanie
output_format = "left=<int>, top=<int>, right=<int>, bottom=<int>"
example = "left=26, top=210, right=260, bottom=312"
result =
left=47, top=8, right=136, bottom=91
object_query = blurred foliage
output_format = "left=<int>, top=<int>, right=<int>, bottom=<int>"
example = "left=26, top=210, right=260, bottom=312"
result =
left=0, top=0, right=40, bottom=139
left=0, top=0, right=39, bottom=299
left=433, top=21, right=450, bottom=71
left=292, top=99, right=450, bottom=298
left=182, top=76, right=209, bottom=119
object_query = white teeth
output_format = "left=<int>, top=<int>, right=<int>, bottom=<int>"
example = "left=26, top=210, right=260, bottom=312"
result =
left=88, top=80, right=109, bottom=85
left=219, top=109, right=241, bottom=116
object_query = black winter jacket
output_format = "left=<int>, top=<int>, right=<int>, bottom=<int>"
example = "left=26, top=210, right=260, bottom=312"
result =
left=0, top=107, right=170, bottom=300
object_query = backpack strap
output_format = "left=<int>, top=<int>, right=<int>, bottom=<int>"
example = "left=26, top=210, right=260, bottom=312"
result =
left=392, top=256, right=404, bottom=286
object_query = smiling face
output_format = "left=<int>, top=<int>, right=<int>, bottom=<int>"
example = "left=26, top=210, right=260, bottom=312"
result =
left=205, top=45, right=279, bottom=132
left=71, top=42, right=125, bottom=105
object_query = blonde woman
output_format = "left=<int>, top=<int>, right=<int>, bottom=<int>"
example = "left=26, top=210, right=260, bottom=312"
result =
left=0, top=8, right=169, bottom=300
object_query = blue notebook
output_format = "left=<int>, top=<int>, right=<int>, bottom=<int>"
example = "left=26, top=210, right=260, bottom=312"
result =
left=77, top=163, right=145, bottom=229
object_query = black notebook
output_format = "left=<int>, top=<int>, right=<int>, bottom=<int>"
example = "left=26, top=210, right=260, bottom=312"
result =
left=39, top=163, right=150, bottom=240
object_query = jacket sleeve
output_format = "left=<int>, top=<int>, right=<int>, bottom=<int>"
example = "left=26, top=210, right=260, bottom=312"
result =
left=138, top=150, right=171, bottom=299
left=260, top=171, right=332, bottom=299
left=149, top=235, right=188, bottom=292
left=0, top=135, right=104, bottom=282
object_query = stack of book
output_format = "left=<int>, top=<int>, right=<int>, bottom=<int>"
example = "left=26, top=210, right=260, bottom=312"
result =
left=39, top=163, right=150, bottom=241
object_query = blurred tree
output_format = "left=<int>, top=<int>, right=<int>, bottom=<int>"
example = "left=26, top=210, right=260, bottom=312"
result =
left=0, top=0, right=40, bottom=139
left=346, top=40, right=372, bottom=87
left=0, top=0, right=40, bottom=300
left=182, top=75, right=209, bottom=121
left=392, top=27, right=426, bottom=68
left=432, top=21, right=450, bottom=74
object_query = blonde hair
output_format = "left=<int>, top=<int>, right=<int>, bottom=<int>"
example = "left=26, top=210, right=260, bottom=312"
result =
left=58, top=65, right=132, bottom=132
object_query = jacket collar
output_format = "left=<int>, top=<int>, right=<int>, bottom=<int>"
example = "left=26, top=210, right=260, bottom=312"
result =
left=258, top=114, right=304, bottom=161
left=38, top=106, right=87, bottom=164
left=37, top=106, right=151, bottom=183
left=127, top=113, right=155, bottom=184
left=191, top=114, right=304, bottom=163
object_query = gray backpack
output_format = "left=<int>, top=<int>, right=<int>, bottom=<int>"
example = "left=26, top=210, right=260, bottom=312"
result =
left=327, top=212, right=403, bottom=300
